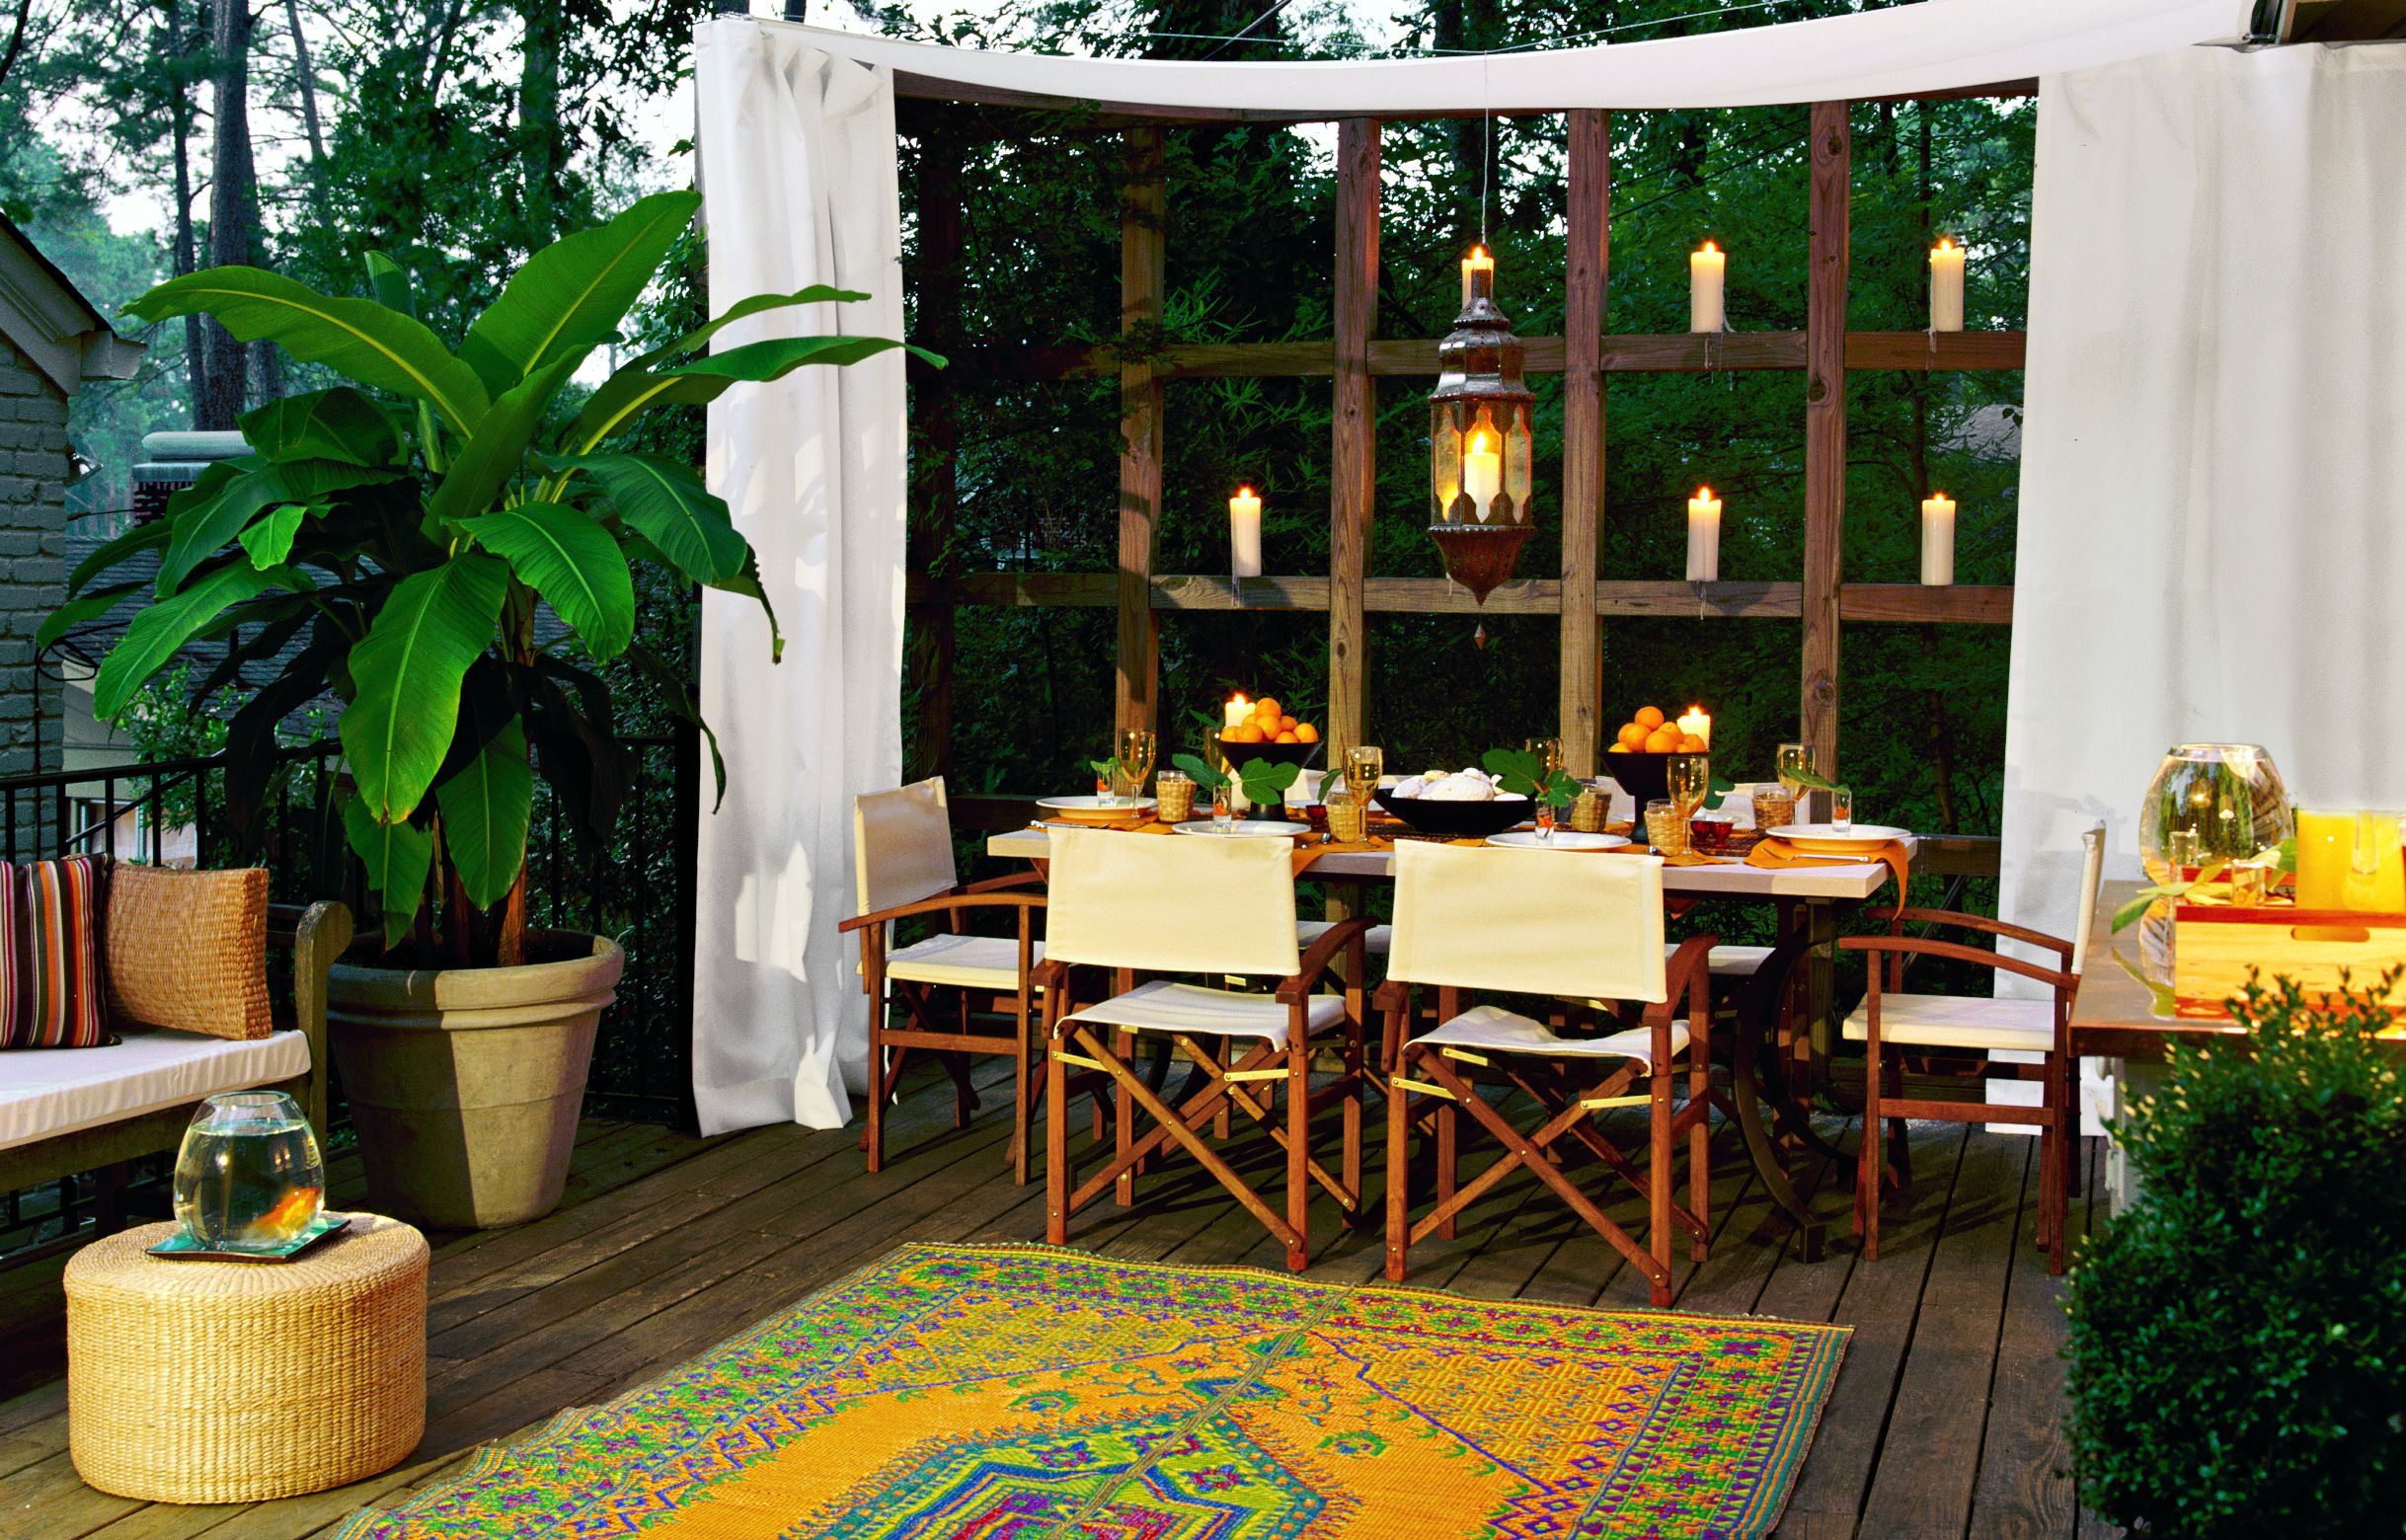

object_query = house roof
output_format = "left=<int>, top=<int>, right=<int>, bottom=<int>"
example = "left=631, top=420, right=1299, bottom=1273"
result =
left=0, top=214, right=146, bottom=397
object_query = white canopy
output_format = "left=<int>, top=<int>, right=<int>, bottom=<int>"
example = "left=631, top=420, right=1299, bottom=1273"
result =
left=785, top=0, right=2246, bottom=116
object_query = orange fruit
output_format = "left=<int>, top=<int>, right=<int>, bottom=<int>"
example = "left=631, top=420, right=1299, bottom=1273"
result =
left=1677, top=733, right=1707, bottom=752
left=1275, top=731, right=1300, bottom=744
left=1607, top=742, right=1631, bottom=754
left=1644, top=727, right=1682, bottom=753
left=1229, top=723, right=1266, bottom=743
left=1634, top=706, right=1667, bottom=731
left=1616, top=723, right=1650, bottom=750
left=1278, top=715, right=1297, bottom=733
left=1253, top=697, right=1282, bottom=722
left=1293, top=723, right=1319, bottom=743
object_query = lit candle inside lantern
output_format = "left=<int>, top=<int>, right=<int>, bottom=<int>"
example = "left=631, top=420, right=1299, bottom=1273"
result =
left=1460, top=244, right=1495, bottom=310
left=1462, top=427, right=1503, bottom=518
left=1920, top=492, right=1956, bottom=585
left=1689, top=241, right=1726, bottom=334
left=1685, top=486, right=1722, bottom=581
left=1229, top=485, right=1263, bottom=579
left=1223, top=694, right=1252, bottom=732
left=1929, top=237, right=1966, bottom=332
left=1676, top=705, right=1712, bottom=748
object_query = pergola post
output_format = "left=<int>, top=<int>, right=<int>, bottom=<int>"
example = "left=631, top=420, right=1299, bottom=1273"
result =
left=1330, top=118, right=1380, bottom=753
left=905, top=121, right=964, bottom=782
left=1559, top=109, right=1608, bottom=778
left=1801, top=101, right=1851, bottom=782
left=1116, top=127, right=1167, bottom=741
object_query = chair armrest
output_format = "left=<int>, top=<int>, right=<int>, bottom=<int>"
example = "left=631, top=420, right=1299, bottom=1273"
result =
left=960, top=870, right=1045, bottom=894
left=1891, top=907, right=2073, bottom=961
left=1276, top=916, right=1375, bottom=1005
left=1371, top=977, right=1411, bottom=1017
left=1651, top=934, right=1718, bottom=1020
left=288, top=899, right=353, bottom=1138
left=1840, top=933, right=2075, bottom=993
left=837, top=890, right=1047, bottom=933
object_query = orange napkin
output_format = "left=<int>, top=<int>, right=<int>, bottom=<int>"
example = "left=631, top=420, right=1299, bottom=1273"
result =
left=1746, top=836, right=1910, bottom=916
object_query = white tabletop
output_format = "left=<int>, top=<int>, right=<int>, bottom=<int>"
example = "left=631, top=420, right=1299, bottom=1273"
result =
left=984, top=826, right=1906, bottom=902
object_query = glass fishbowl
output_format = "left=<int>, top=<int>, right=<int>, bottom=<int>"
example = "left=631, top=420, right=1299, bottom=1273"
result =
left=173, top=1091, right=326, bottom=1253
left=2134, top=743, right=2292, bottom=987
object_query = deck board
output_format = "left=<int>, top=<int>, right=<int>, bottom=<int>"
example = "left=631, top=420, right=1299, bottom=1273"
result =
left=0, top=1062, right=2106, bottom=1539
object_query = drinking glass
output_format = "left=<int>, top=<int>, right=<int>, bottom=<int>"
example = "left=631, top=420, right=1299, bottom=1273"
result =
left=1344, top=746, right=1384, bottom=803
left=1534, top=798, right=1557, bottom=843
left=1776, top=743, right=1814, bottom=799
left=1211, top=781, right=1233, bottom=832
left=1829, top=786, right=1854, bottom=832
left=1645, top=799, right=1689, bottom=855
left=1523, top=736, right=1563, bottom=779
left=174, top=1091, right=324, bottom=1252
left=1115, top=729, right=1156, bottom=801
left=1751, top=787, right=1797, bottom=832
left=2230, top=856, right=2273, bottom=907
left=1666, top=752, right=1711, bottom=817
left=1156, top=771, right=1196, bottom=824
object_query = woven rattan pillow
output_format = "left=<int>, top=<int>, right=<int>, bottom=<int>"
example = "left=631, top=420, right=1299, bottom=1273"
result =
left=105, top=864, right=272, bottom=1040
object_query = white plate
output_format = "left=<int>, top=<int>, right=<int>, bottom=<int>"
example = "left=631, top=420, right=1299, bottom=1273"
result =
left=1486, top=830, right=1631, bottom=851
left=1038, top=795, right=1157, bottom=824
left=1772, top=822, right=1910, bottom=854
left=1172, top=819, right=1310, bottom=838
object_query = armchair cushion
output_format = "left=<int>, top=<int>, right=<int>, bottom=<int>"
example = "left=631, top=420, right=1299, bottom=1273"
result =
left=1413, top=1003, right=1689, bottom=1067
left=105, top=864, right=271, bottom=1041
left=886, top=933, right=1045, bottom=991
left=1062, top=981, right=1345, bottom=1051
left=1841, top=992, right=2056, bottom=1053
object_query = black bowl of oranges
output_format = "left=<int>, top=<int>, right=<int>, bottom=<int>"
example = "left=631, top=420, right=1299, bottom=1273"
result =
left=1602, top=706, right=1709, bottom=807
left=1217, top=696, right=1323, bottom=770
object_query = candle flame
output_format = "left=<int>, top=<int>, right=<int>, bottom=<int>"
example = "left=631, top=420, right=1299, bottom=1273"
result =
left=1934, top=236, right=1958, bottom=253
left=1235, top=484, right=1254, bottom=499
left=1695, top=485, right=1713, bottom=500
left=1469, top=428, right=1497, bottom=454
left=1699, top=239, right=1720, bottom=255
left=1467, top=244, right=1488, bottom=261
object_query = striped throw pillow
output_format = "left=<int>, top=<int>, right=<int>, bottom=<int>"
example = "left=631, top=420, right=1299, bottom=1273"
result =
left=0, top=857, right=110, bottom=1049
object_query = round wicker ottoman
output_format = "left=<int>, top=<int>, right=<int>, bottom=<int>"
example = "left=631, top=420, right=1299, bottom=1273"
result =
left=64, top=1216, right=427, bottom=1503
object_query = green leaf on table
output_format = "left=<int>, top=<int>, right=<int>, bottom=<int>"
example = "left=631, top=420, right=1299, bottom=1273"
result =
left=1171, top=752, right=1227, bottom=794
left=2107, top=862, right=2231, bottom=933
left=122, top=267, right=490, bottom=433
left=237, top=387, right=403, bottom=467
left=1235, top=758, right=1301, bottom=808
left=342, top=795, right=434, bottom=950
left=464, top=501, right=635, bottom=661
left=457, top=190, right=699, bottom=395
left=92, top=562, right=296, bottom=720
left=1701, top=774, right=1737, bottom=811
left=340, top=554, right=509, bottom=823
left=433, top=713, right=533, bottom=911
left=546, top=452, right=747, bottom=583
left=1087, top=757, right=1121, bottom=786
left=1479, top=747, right=1581, bottom=808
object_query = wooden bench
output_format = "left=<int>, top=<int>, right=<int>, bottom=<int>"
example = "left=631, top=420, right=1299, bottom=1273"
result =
left=0, top=900, right=353, bottom=1200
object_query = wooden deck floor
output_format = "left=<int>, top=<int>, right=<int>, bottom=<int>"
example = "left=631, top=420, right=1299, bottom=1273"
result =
left=0, top=1062, right=2115, bottom=1538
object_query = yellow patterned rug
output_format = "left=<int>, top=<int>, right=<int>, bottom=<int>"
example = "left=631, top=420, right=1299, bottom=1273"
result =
left=337, top=1243, right=1848, bottom=1538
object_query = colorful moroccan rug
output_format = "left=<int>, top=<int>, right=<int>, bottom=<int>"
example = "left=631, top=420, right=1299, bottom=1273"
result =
left=336, top=1243, right=1848, bottom=1539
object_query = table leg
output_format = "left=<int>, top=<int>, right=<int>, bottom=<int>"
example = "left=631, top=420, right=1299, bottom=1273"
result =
left=1731, top=932, right=1827, bottom=1262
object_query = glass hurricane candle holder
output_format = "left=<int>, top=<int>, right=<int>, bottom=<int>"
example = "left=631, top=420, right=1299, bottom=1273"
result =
left=2135, top=742, right=2292, bottom=985
left=173, top=1091, right=325, bottom=1253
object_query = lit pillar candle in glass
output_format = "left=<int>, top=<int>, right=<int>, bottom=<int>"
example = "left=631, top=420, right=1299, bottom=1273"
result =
left=1929, top=237, right=1965, bottom=332
left=1223, top=694, right=1252, bottom=732
left=1462, top=427, right=1503, bottom=519
left=1689, top=240, right=1726, bottom=334
left=1460, top=244, right=1494, bottom=311
left=1675, top=705, right=1712, bottom=748
left=1685, top=486, right=1722, bottom=581
left=1920, top=492, right=1956, bottom=585
left=1229, top=485, right=1263, bottom=579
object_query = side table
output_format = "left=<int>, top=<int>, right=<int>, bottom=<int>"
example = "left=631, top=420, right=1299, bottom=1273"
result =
left=64, top=1215, right=427, bottom=1502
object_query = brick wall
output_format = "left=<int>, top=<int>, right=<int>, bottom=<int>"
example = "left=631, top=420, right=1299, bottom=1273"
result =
left=0, top=331, right=66, bottom=782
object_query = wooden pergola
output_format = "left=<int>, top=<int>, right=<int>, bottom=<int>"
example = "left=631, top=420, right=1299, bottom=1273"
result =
left=898, top=78, right=2033, bottom=786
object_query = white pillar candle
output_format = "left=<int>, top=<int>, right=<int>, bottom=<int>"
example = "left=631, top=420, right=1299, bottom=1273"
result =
left=1929, top=238, right=1965, bottom=332
left=1689, top=241, right=1726, bottom=334
left=1675, top=706, right=1712, bottom=748
left=1229, top=485, right=1263, bottom=578
left=1920, top=492, right=1956, bottom=584
left=1685, top=486, right=1722, bottom=581
left=1459, top=244, right=1494, bottom=311
left=1224, top=694, right=1252, bottom=732
left=1462, top=428, right=1503, bottom=518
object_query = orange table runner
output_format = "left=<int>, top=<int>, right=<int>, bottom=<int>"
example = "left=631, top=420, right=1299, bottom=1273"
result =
left=1746, top=836, right=1910, bottom=916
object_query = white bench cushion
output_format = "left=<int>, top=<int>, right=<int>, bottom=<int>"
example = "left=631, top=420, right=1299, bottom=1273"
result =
left=1841, top=993, right=2056, bottom=1053
left=0, top=1027, right=309, bottom=1152
left=1413, top=1003, right=1689, bottom=1067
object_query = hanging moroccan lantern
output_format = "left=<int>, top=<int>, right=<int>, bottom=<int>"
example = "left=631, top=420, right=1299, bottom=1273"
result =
left=1428, top=245, right=1537, bottom=604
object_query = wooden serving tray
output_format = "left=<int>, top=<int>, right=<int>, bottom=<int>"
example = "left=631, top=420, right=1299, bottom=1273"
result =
left=2172, top=896, right=2406, bottom=1020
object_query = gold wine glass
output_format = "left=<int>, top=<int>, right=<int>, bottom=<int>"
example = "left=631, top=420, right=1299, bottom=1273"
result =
left=1344, top=745, right=1384, bottom=803
left=1116, top=729, right=1157, bottom=800
left=1667, top=752, right=1711, bottom=818
left=1775, top=743, right=1814, bottom=800
left=1523, top=736, right=1563, bottom=780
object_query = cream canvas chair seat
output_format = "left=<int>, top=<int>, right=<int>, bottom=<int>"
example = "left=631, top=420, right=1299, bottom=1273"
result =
left=1296, top=918, right=1393, bottom=954
left=1380, top=841, right=1715, bottom=1306
left=886, top=933, right=1048, bottom=991
left=1683, top=943, right=1773, bottom=976
left=1063, top=980, right=1346, bottom=1050
left=1039, top=824, right=1372, bottom=1272
left=1840, top=821, right=2106, bottom=1275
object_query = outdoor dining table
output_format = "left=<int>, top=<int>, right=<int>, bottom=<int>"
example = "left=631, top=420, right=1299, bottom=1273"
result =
left=987, top=822, right=1914, bottom=1260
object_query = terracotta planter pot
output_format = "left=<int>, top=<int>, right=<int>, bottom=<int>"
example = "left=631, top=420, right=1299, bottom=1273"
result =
left=327, top=931, right=624, bottom=1229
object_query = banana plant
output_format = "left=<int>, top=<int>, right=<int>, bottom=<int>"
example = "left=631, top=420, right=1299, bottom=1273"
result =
left=50, top=190, right=940, bottom=962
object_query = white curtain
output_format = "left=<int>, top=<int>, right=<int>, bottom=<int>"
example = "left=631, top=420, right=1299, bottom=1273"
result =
left=691, top=19, right=906, bottom=1134
left=2000, top=45, right=2406, bottom=1023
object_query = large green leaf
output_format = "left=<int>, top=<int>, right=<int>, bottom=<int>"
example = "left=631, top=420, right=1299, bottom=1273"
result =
left=623, top=641, right=727, bottom=810
left=342, top=796, right=434, bottom=950
left=635, top=284, right=870, bottom=367
left=67, top=514, right=174, bottom=597
left=237, top=388, right=402, bottom=467
left=157, top=460, right=392, bottom=596
left=34, top=580, right=144, bottom=651
left=711, top=552, right=783, bottom=663
left=239, top=503, right=321, bottom=569
left=92, top=562, right=296, bottom=719
left=340, top=554, right=509, bottom=822
left=433, top=714, right=532, bottom=911
left=547, top=452, right=745, bottom=583
left=456, top=190, right=699, bottom=395
left=423, top=353, right=582, bottom=531
left=464, top=501, right=635, bottom=660
left=565, top=334, right=943, bottom=454
left=122, top=267, right=490, bottom=433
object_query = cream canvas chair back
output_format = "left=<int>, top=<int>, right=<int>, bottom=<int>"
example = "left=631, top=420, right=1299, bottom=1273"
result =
left=2068, top=820, right=2108, bottom=978
left=1388, top=841, right=1669, bottom=1004
left=854, top=778, right=959, bottom=917
left=1043, top=826, right=1301, bottom=978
